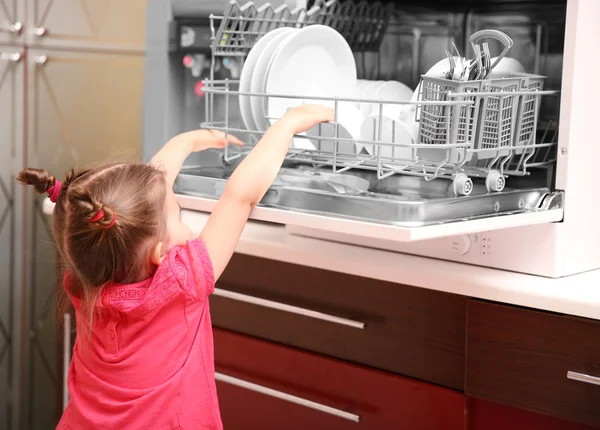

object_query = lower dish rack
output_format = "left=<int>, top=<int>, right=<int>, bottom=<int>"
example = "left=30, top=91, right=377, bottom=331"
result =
left=201, top=77, right=559, bottom=197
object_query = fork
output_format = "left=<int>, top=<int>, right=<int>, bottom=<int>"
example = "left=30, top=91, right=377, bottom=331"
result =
left=482, top=42, right=492, bottom=79
left=445, top=50, right=455, bottom=80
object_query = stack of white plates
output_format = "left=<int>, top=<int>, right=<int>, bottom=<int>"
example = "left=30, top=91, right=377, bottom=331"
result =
left=239, top=25, right=357, bottom=149
left=239, top=26, right=421, bottom=161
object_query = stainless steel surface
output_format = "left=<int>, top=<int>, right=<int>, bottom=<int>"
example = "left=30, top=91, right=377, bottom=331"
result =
left=213, top=288, right=365, bottom=329
left=62, top=313, right=71, bottom=412
left=465, top=3, right=566, bottom=121
left=214, top=372, right=361, bottom=422
left=567, top=371, right=600, bottom=387
left=176, top=165, right=561, bottom=227
left=277, top=168, right=370, bottom=193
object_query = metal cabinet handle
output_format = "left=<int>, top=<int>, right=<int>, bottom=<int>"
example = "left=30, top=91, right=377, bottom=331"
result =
left=34, top=27, right=47, bottom=37
left=35, top=55, right=48, bottom=66
left=9, top=22, right=22, bottom=35
left=0, top=52, right=21, bottom=62
left=567, top=371, right=600, bottom=386
left=63, top=313, right=72, bottom=411
left=213, top=288, right=365, bottom=329
left=215, top=372, right=360, bottom=422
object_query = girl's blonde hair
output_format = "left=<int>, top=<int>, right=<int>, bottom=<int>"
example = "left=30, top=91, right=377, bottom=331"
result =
left=18, top=163, right=167, bottom=329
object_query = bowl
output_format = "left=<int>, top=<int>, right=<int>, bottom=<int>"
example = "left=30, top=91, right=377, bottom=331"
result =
left=360, top=108, right=419, bottom=165
left=307, top=103, right=364, bottom=155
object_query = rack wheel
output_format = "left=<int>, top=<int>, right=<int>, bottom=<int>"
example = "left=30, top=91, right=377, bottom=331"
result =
left=453, top=173, right=473, bottom=196
left=485, top=170, right=506, bottom=193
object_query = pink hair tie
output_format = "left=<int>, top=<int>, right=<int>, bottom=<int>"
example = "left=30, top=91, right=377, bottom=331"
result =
left=90, top=209, right=104, bottom=223
left=90, top=209, right=117, bottom=229
left=104, top=212, right=117, bottom=229
left=47, top=180, right=61, bottom=203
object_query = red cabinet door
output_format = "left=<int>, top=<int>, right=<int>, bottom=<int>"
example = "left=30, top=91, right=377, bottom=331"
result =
left=468, top=398, right=598, bottom=430
left=214, top=328, right=466, bottom=430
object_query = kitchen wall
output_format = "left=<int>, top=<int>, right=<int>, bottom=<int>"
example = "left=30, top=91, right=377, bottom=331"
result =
left=0, top=1, right=148, bottom=428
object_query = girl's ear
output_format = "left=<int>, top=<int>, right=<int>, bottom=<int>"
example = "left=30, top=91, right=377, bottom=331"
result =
left=151, top=241, right=165, bottom=266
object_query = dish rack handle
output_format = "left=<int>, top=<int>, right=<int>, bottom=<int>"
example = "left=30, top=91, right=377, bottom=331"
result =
left=470, top=29, right=513, bottom=72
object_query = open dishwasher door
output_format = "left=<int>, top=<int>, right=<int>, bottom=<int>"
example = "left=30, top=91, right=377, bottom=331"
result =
left=175, top=165, right=563, bottom=243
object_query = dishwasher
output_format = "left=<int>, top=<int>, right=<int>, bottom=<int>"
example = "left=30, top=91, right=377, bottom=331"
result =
left=143, top=0, right=598, bottom=278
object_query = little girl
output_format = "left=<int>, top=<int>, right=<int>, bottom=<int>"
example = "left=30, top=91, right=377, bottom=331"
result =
left=18, top=104, right=333, bottom=430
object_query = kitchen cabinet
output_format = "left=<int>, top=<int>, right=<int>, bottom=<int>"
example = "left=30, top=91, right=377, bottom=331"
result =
left=24, top=49, right=145, bottom=427
left=26, top=48, right=145, bottom=173
left=214, top=328, right=467, bottom=430
left=0, top=0, right=148, bottom=428
left=212, top=253, right=467, bottom=390
left=26, top=0, right=148, bottom=51
left=211, top=254, right=600, bottom=430
left=466, top=300, right=600, bottom=428
left=20, top=8, right=147, bottom=428
left=468, top=398, right=597, bottom=430
left=0, top=1, right=24, bottom=45
left=0, top=44, right=24, bottom=430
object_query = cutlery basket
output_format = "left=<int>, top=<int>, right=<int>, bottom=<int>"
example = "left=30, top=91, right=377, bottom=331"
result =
left=416, top=73, right=545, bottom=163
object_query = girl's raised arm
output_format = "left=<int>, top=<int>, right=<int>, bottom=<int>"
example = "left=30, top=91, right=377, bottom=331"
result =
left=151, top=130, right=243, bottom=186
left=200, top=105, right=334, bottom=280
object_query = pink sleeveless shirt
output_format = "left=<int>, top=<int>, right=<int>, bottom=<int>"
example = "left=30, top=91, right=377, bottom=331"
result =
left=57, top=238, right=223, bottom=430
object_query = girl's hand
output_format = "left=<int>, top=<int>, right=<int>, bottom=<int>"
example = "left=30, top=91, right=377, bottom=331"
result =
left=280, top=104, right=335, bottom=135
left=173, top=129, right=244, bottom=152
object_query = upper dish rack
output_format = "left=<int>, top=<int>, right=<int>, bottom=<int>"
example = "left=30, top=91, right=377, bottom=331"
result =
left=202, top=0, right=559, bottom=196
left=211, top=0, right=392, bottom=57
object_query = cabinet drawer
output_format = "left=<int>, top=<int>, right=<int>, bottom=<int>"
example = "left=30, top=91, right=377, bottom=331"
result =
left=466, top=300, right=600, bottom=428
left=212, top=254, right=467, bottom=389
left=468, top=398, right=597, bottom=430
left=214, top=328, right=466, bottom=430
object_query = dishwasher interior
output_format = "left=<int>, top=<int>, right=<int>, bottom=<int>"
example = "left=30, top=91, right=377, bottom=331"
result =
left=170, top=0, right=566, bottom=227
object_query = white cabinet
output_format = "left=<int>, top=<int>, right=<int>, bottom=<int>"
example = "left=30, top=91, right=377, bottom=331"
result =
left=0, top=2, right=25, bottom=45
left=26, top=0, right=148, bottom=51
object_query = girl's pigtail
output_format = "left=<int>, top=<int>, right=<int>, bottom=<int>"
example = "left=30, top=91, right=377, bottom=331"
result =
left=68, top=188, right=117, bottom=230
left=17, top=168, right=59, bottom=199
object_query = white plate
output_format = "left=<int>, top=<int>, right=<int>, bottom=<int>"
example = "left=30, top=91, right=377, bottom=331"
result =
left=307, top=103, right=364, bottom=155
left=360, top=109, right=418, bottom=163
left=353, top=80, right=369, bottom=109
left=372, top=80, right=413, bottom=116
left=265, top=25, right=357, bottom=126
left=490, top=56, right=526, bottom=74
left=240, top=27, right=294, bottom=132
left=425, top=55, right=464, bottom=77
left=357, top=80, right=383, bottom=117
left=249, top=27, right=297, bottom=132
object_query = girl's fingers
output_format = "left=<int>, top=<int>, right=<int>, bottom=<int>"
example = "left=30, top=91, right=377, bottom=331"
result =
left=225, top=134, right=244, bottom=146
left=209, top=130, right=244, bottom=146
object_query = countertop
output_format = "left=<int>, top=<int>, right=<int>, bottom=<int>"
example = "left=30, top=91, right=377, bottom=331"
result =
left=43, top=198, right=600, bottom=320
left=183, top=210, right=600, bottom=321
